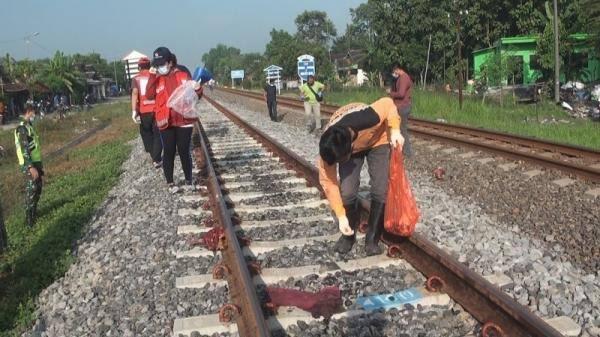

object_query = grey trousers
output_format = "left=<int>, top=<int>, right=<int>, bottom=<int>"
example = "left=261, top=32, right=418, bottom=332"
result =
left=399, top=105, right=412, bottom=157
left=304, top=102, right=321, bottom=131
left=339, top=145, right=390, bottom=205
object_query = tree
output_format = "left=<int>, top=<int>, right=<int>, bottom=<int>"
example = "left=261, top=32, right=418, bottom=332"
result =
left=201, top=44, right=243, bottom=82
left=265, top=29, right=304, bottom=78
left=41, top=51, right=83, bottom=94
left=295, top=11, right=337, bottom=45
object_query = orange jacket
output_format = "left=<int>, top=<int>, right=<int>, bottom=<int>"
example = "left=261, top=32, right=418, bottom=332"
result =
left=318, top=97, right=401, bottom=217
left=133, top=70, right=156, bottom=114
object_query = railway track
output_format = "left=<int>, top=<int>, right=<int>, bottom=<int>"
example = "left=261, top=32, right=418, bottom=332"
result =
left=217, top=87, right=600, bottom=182
left=170, top=97, right=571, bottom=337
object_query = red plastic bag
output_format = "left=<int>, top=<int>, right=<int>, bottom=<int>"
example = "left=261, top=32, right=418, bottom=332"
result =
left=384, top=147, right=420, bottom=236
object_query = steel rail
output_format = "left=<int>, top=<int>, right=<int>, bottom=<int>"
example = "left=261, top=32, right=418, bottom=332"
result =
left=217, top=87, right=600, bottom=181
left=203, top=95, right=565, bottom=337
left=192, top=122, right=271, bottom=337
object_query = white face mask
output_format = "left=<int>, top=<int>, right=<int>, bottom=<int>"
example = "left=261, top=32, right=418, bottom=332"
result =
left=158, top=65, right=169, bottom=75
left=392, top=73, right=400, bottom=79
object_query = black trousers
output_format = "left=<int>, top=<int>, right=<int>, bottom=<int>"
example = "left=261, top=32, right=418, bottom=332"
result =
left=267, top=100, right=277, bottom=121
left=139, top=113, right=163, bottom=163
left=160, top=127, right=193, bottom=184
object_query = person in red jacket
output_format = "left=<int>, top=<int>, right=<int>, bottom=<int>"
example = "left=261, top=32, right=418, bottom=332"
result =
left=131, top=57, right=162, bottom=168
left=145, top=47, right=203, bottom=190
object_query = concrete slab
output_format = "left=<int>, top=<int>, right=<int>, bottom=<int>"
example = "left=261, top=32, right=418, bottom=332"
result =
left=224, top=177, right=306, bottom=189
left=477, top=158, right=495, bottom=164
left=413, top=140, right=429, bottom=146
left=219, top=169, right=293, bottom=180
left=584, top=188, right=600, bottom=199
left=226, top=187, right=318, bottom=203
left=522, top=169, right=543, bottom=179
left=590, top=163, right=600, bottom=170
left=498, top=163, right=519, bottom=172
left=177, top=225, right=212, bottom=235
left=175, top=247, right=217, bottom=259
left=427, top=144, right=443, bottom=151
left=181, top=195, right=205, bottom=203
left=215, top=157, right=280, bottom=167
left=552, top=178, right=575, bottom=188
left=539, top=151, right=556, bottom=158
left=544, top=316, right=581, bottom=337
left=459, top=152, right=477, bottom=159
left=173, top=314, right=238, bottom=336
left=241, top=214, right=331, bottom=229
left=178, top=208, right=211, bottom=218
left=483, top=273, right=514, bottom=291
left=441, top=148, right=458, bottom=154
left=232, top=199, right=327, bottom=213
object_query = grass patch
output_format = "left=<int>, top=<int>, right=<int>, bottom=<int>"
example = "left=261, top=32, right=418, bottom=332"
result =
left=0, top=102, right=136, bottom=336
left=323, top=87, right=600, bottom=150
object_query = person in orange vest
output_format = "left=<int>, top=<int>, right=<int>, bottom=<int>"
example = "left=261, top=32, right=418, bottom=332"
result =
left=318, top=98, right=404, bottom=256
left=145, top=47, right=204, bottom=191
left=132, top=56, right=162, bottom=168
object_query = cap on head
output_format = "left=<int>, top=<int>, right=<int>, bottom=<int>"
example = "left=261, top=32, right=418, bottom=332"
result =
left=152, top=47, right=172, bottom=67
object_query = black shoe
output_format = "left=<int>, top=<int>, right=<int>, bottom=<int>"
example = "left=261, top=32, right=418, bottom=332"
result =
left=334, top=202, right=360, bottom=254
left=365, top=200, right=385, bottom=256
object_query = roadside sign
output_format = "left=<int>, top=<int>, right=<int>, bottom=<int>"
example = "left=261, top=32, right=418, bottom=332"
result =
left=297, top=54, right=315, bottom=82
left=356, top=287, right=424, bottom=311
left=231, top=70, right=245, bottom=79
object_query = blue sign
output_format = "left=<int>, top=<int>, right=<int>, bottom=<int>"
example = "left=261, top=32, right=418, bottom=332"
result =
left=231, top=70, right=245, bottom=79
left=297, top=54, right=315, bottom=81
left=356, top=287, right=424, bottom=311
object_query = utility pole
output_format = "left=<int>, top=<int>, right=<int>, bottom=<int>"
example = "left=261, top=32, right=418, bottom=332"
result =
left=553, top=0, right=560, bottom=103
left=456, top=12, right=464, bottom=109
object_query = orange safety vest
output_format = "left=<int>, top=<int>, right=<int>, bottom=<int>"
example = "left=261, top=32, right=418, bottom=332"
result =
left=135, top=70, right=156, bottom=114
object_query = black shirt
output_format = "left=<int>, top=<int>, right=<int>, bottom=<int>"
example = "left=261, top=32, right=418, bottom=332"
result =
left=264, top=84, right=277, bottom=100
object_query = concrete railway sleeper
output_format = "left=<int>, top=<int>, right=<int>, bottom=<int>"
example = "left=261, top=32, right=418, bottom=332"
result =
left=169, top=98, right=577, bottom=337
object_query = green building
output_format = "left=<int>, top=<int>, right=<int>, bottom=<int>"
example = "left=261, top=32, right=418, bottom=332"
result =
left=473, top=34, right=600, bottom=86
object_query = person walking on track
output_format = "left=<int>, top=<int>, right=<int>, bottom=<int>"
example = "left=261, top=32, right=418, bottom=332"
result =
left=145, top=47, right=204, bottom=192
left=299, top=75, right=325, bottom=134
left=14, top=104, right=44, bottom=228
left=263, top=79, right=278, bottom=122
left=318, top=97, right=404, bottom=256
left=390, top=62, right=413, bottom=157
left=131, top=56, right=163, bottom=168
left=0, top=196, right=7, bottom=253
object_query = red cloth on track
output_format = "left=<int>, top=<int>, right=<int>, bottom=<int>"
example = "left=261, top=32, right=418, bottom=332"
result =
left=266, top=286, right=342, bottom=319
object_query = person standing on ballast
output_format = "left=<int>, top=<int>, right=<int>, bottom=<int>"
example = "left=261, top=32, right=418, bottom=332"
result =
left=145, top=47, right=203, bottom=191
left=390, top=63, right=413, bottom=157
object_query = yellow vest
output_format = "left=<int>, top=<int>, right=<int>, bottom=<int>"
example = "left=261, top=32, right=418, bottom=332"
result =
left=14, top=120, right=42, bottom=166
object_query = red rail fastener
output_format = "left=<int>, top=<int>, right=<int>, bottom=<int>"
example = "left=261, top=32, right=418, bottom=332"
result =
left=387, top=244, right=402, bottom=258
left=202, top=201, right=212, bottom=210
left=425, top=275, right=446, bottom=293
left=482, top=322, right=505, bottom=337
left=212, top=263, right=229, bottom=280
left=219, top=304, right=241, bottom=323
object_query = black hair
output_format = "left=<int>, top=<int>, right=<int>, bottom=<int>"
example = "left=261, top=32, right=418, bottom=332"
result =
left=308, top=75, right=315, bottom=80
left=319, top=125, right=352, bottom=165
left=392, top=62, right=402, bottom=70
left=171, top=54, right=178, bottom=65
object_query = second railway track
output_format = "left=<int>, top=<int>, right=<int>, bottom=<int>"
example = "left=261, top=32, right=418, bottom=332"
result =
left=217, top=87, right=600, bottom=182
left=170, top=97, right=569, bottom=337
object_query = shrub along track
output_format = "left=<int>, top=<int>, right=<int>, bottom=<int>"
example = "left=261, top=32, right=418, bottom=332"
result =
left=218, top=87, right=600, bottom=183
left=170, top=97, right=566, bottom=337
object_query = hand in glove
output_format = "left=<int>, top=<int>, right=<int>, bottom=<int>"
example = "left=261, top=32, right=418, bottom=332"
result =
left=390, top=129, right=405, bottom=148
left=338, top=216, right=354, bottom=236
left=148, top=67, right=157, bottom=75
left=192, top=81, right=202, bottom=91
left=132, top=110, right=141, bottom=124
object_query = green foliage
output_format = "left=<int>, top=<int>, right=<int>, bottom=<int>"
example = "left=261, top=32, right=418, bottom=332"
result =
left=294, top=10, right=337, bottom=45
left=40, top=51, right=84, bottom=94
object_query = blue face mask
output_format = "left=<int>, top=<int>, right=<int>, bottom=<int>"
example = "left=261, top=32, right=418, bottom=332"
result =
left=158, top=65, right=169, bottom=75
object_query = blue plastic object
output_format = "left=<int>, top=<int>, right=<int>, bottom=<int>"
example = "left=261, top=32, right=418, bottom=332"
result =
left=356, top=287, right=424, bottom=311
left=193, top=67, right=213, bottom=83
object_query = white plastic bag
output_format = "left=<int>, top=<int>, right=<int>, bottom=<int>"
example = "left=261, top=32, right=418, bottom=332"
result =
left=167, top=81, right=199, bottom=119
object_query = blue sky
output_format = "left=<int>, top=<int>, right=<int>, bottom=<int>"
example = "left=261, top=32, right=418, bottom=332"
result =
left=1, top=0, right=366, bottom=67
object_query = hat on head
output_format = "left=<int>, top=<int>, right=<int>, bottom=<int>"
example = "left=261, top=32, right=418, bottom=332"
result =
left=152, top=47, right=172, bottom=66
